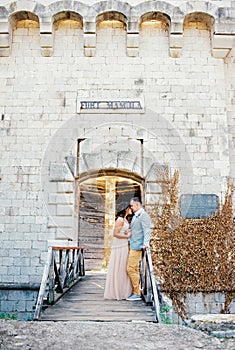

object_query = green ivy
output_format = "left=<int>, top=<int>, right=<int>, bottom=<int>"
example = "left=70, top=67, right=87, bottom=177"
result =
left=0, top=313, right=17, bottom=320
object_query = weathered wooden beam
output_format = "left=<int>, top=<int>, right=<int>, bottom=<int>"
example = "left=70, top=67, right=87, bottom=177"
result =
left=34, top=247, right=53, bottom=320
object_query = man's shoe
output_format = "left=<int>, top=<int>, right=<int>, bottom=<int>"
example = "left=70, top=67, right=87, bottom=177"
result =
left=126, top=294, right=142, bottom=301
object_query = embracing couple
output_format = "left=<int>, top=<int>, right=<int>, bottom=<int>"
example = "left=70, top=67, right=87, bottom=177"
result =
left=104, top=197, right=151, bottom=301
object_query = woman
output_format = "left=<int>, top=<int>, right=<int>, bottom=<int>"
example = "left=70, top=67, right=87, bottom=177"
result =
left=104, top=205, right=133, bottom=300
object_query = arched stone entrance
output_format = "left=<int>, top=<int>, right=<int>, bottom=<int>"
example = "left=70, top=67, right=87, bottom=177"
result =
left=77, top=169, right=143, bottom=270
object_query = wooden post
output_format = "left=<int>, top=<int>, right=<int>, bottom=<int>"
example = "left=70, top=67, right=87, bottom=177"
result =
left=76, top=138, right=85, bottom=246
left=33, top=247, right=53, bottom=320
left=48, top=250, right=55, bottom=304
left=146, top=249, right=160, bottom=322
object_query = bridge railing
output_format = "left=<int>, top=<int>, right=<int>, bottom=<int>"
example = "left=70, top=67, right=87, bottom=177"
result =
left=140, top=248, right=161, bottom=322
left=33, top=246, right=85, bottom=320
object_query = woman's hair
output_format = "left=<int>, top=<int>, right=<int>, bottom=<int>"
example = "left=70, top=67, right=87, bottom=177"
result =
left=116, top=208, right=127, bottom=219
left=126, top=213, right=134, bottom=223
left=116, top=205, right=134, bottom=222
left=115, top=202, right=131, bottom=220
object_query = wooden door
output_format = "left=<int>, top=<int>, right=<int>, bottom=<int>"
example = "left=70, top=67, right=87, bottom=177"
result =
left=78, top=176, right=142, bottom=270
left=78, top=179, right=105, bottom=270
left=116, top=180, right=142, bottom=206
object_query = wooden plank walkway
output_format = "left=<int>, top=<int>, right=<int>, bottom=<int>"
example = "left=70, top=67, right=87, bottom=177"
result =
left=41, top=272, right=156, bottom=322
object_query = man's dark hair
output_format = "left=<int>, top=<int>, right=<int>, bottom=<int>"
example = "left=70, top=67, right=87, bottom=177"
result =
left=130, top=197, right=142, bottom=205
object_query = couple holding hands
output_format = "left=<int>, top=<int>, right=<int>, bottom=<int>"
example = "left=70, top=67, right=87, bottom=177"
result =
left=104, top=197, right=151, bottom=301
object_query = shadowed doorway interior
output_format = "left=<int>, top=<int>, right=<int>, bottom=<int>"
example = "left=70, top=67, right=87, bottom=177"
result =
left=78, top=173, right=142, bottom=270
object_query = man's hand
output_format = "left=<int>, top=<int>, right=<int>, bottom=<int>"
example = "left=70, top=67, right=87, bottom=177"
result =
left=142, top=245, right=149, bottom=250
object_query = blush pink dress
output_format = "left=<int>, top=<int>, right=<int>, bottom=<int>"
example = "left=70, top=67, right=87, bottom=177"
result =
left=104, top=217, right=132, bottom=300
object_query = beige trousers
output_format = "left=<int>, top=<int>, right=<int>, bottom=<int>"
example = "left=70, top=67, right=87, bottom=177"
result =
left=127, top=249, right=142, bottom=296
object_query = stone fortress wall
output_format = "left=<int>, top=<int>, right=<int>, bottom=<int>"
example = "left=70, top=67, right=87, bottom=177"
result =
left=0, top=0, right=235, bottom=319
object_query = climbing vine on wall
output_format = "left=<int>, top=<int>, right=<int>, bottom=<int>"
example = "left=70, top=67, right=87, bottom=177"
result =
left=150, top=168, right=235, bottom=319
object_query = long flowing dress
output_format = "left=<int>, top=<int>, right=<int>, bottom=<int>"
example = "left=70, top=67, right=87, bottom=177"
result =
left=104, top=217, right=132, bottom=300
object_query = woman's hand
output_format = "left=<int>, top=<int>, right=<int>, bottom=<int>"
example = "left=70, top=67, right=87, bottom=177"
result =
left=124, top=229, right=131, bottom=238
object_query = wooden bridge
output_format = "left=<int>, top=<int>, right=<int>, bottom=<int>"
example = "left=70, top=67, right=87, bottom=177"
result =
left=34, top=247, right=160, bottom=322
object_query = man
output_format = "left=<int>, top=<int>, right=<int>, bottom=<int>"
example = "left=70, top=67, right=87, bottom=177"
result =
left=126, top=197, right=151, bottom=301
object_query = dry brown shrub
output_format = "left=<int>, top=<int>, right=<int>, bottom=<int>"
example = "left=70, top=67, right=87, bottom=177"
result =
left=150, top=169, right=235, bottom=319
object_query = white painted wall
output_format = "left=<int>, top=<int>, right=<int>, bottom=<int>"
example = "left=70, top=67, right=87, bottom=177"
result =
left=0, top=0, right=234, bottom=284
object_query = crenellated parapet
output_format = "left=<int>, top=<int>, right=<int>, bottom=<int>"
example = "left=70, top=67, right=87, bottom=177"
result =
left=0, top=0, right=234, bottom=58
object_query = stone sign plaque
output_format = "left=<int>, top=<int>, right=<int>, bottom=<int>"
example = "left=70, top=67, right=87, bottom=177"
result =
left=76, top=98, right=145, bottom=113
left=180, top=194, right=219, bottom=219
